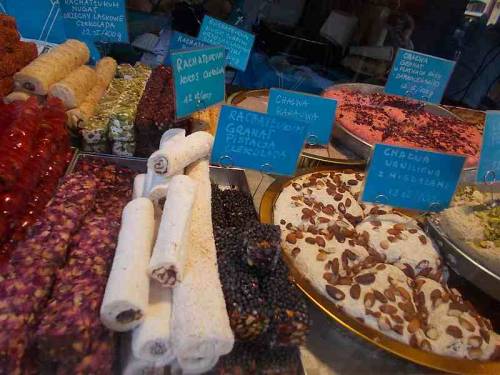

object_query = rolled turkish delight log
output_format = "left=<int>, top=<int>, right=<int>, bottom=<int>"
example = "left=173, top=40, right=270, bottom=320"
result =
left=148, top=181, right=171, bottom=219
left=49, top=65, right=97, bottom=109
left=133, top=174, right=146, bottom=199
left=132, top=283, right=175, bottom=365
left=160, top=128, right=186, bottom=150
left=148, top=131, right=214, bottom=176
left=14, top=39, right=90, bottom=95
left=149, top=175, right=197, bottom=286
left=66, top=57, right=117, bottom=129
left=101, top=198, right=155, bottom=332
left=171, top=160, right=234, bottom=374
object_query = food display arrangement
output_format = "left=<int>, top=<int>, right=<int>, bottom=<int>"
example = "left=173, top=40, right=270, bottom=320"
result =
left=323, top=86, right=483, bottom=167
left=267, top=169, right=500, bottom=365
left=2, top=11, right=500, bottom=374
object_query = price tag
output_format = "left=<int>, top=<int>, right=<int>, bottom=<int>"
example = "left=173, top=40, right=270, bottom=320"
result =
left=164, top=31, right=210, bottom=64
left=385, top=49, right=455, bottom=104
left=59, top=0, right=128, bottom=43
left=267, top=88, right=337, bottom=145
left=362, top=144, right=465, bottom=212
left=171, top=45, right=226, bottom=118
left=211, top=105, right=307, bottom=176
left=198, top=15, right=254, bottom=71
left=477, top=111, right=500, bottom=184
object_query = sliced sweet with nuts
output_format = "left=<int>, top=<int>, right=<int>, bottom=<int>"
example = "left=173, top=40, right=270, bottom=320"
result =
left=326, top=285, right=345, bottom=301
left=378, top=316, right=392, bottom=331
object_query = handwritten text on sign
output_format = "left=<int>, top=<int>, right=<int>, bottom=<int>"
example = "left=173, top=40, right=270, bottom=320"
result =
left=477, top=111, right=500, bottom=183
left=171, top=46, right=226, bottom=118
left=59, top=0, right=128, bottom=42
left=165, top=31, right=210, bottom=64
left=211, top=106, right=307, bottom=176
left=198, top=15, right=255, bottom=71
left=268, top=88, right=337, bottom=145
left=362, top=144, right=465, bottom=212
left=385, top=49, right=455, bottom=104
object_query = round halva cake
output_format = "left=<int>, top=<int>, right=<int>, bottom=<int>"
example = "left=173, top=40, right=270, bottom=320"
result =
left=273, top=171, right=499, bottom=360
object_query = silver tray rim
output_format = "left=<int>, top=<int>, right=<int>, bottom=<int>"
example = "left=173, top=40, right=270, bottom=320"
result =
left=426, top=215, right=500, bottom=301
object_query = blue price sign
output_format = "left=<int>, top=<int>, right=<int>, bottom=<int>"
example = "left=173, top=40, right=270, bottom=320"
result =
left=171, top=45, right=226, bottom=118
left=477, top=111, right=500, bottom=184
left=1, top=0, right=67, bottom=43
left=198, top=15, right=254, bottom=71
left=362, top=144, right=465, bottom=212
left=165, top=31, right=210, bottom=64
left=211, top=105, right=307, bottom=176
left=59, top=0, right=128, bottom=43
left=268, top=88, right=337, bottom=145
left=385, top=49, right=455, bottom=104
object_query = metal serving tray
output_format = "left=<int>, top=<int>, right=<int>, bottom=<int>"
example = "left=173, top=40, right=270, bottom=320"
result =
left=67, top=151, right=251, bottom=193
left=427, top=215, right=500, bottom=301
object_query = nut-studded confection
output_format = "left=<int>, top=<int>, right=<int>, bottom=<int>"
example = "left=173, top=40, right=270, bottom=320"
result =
left=356, top=214, right=443, bottom=281
left=243, top=222, right=282, bottom=272
left=414, top=277, right=498, bottom=360
left=212, top=186, right=258, bottom=230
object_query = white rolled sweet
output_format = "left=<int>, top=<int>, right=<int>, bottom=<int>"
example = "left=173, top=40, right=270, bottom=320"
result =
left=100, top=198, right=155, bottom=332
left=148, top=132, right=214, bottom=176
left=171, top=159, right=234, bottom=374
left=148, top=182, right=171, bottom=219
left=159, top=128, right=186, bottom=150
left=133, top=174, right=146, bottom=199
left=148, top=175, right=197, bottom=287
left=122, top=334, right=165, bottom=375
left=131, top=282, right=175, bottom=366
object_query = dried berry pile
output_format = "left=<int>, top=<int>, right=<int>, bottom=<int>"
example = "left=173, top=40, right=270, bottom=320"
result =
left=212, top=186, right=311, bottom=346
left=0, top=98, right=73, bottom=263
left=135, top=65, right=191, bottom=157
left=0, top=159, right=135, bottom=374
left=213, top=342, right=301, bottom=375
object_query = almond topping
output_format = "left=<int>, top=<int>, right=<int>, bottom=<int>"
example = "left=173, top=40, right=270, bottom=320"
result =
left=350, top=284, right=361, bottom=300
left=446, top=325, right=463, bottom=339
left=316, top=252, right=327, bottom=261
left=459, top=316, right=475, bottom=332
left=378, top=316, right=392, bottom=331
left=418, top=235, right=428, bottom=245
left=479, top=329, right=490, bottom=343
left=355, top=273, right=376, bottom=285
left=305, top=237, right=316, bottom=245
left=384, top=288, right=396, bottom=302
left=374, top=290, right=388, bottom=304
left=425, top=327, right=439, bottom=340
left=396, top=287, right=411, bottom=301
left=380, top=240, right=390, bottom=250
left=286, top=233, right=297, bottom=244
left=420, top=339, right=432, bottom=351
left=380, top=304, right=398, bottom=315
left=364, top=293, right=375, bottom=308
left=291, top=247, right=300, bottom=257
left=407, top=318, right=421, bottom=334
left=394, top=223, right=406, bottom=231
left=316, top=236, right=326, bottom=247
left=331, top=258, right=340, bottom=275
left=326, top=285, right=345, bottom=301
left=468, top=336, right=483, bottom=349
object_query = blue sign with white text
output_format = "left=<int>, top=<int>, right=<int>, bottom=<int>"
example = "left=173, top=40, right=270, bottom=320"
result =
left=211, top=106, right=308, bottom=176
left=268, top=88, right=337, bottom=145
left=165, top=31, right=210, bottom=64
left=362, top=144, right=465, bottom=212
left=477, top=111, right=500, bottom=184
left=59, top=0, right=128, bottom=43
left=1, top=0, right=66, bottom=43
left=198, top=15, right=254, bottom=71
left=385, top=49, right=455, bottom=104
left=171, top=46, right=226, bottom=118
